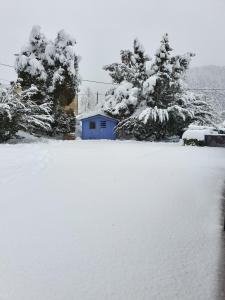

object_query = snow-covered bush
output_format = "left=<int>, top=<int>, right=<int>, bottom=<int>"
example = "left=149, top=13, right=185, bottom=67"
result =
left=116, top=117, right=150, bottom=140
left=0, top=84, right=52, bottom=142
left=103, top=34, right=215, bottom=141
left=0, top=87, right=18, bottom=142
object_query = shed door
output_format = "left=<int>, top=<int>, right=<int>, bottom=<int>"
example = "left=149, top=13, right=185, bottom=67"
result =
left=99, top=119, right=116, bottom=139
left=99, top=120, right=106, bottom=138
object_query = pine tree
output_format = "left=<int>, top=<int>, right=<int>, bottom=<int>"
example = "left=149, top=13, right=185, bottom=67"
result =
left=144, top=33, right=173, bottom=107
left=103, top=34, right=215, bottom=140
left=103, top=38, right=150, bottom=86
left=103, top=39, right=149, bottom=118
left=126, top=38, right=150, bottom=87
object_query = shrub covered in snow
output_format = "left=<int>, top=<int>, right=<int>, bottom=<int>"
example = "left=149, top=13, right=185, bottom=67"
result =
left=103, top=34, right=216, bottom=141
left=0, top=84, right=52, bottom=142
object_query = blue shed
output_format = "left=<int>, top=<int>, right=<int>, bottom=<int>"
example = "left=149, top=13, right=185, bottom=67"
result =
left=80, top=113, right=118, bottom=140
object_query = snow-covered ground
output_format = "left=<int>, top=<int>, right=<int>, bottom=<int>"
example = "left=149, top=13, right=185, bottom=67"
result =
left=0, top=140, right=225, bottom=300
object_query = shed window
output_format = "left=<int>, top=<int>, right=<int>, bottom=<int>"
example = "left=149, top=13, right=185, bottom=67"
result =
left=100, top=120, right=107, bottom=128
left=89, top=121, right=96, bottom=129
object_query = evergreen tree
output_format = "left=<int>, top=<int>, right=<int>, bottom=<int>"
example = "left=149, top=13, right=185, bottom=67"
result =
left=48, top=30, right=80, bottom=136
left=50, top=30, right=80, bottom=107
left=103, top=38, right=150, bottom=86
left=221, top=110, right=225, bottom=121
left=15, top=26, right=48, bottom=103
left=0, top=86, right=18, bottom=142
left=15, top=26, right=80, bottom=136
left=0, top=83, right=52, bottom=142
left=104, top=81, right=139, bottom=118
left=104, top=34, right=215, bottom=140
left=103, top=39, right=149, bottom=118
left=148, top=33, right=173, bottom=106
left=51, top=105, right=75, bottom=136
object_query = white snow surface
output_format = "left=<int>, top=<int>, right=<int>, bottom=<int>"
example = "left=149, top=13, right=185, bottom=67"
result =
left=0, top=141, right=225, bottom=300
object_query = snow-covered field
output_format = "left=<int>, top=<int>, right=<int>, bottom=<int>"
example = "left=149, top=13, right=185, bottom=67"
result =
left=0, top=140, right=225, bottom=300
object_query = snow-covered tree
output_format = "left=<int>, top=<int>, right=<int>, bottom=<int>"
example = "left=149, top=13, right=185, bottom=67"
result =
left=103, top=38, right=149, bottom=118
left=0, top=83, right=52, bottom=142
left=51, top=106, right=75, bottom=136
left=0, top=86, right=17, bottom=141
left=15, top=26, right=48, bottom=97
left=19, top=85, right=53, bottom=134
left=104, top=34, right=215, bottom=140
left=221, top=110, right=225, bottom=121
left=104, top=38, right=150, bottom=86
left=104, top=81, right=139, bottom=118
left=49, top=30, right=80, bottom=107
left=143, top=35, right=194, bottom=108
left=182, top=93, right=219, bottom=126
left=147, top=33, right=173, bottom=106
left=15, top=26, right=80, bottom=136
left=48, top=30, right=80, bottom=135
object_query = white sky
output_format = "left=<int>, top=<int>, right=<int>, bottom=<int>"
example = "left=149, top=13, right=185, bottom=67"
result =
left=0, top=0, right=225, bottom=95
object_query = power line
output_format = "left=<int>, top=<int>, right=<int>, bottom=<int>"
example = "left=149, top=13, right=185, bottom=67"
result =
left=0, top=62, right=114, bottom=85
left=82, top=79, right=114, bottom=85
left=78, top=93, right=105, bottom=96
left=1, top=62, right=225, bottom=90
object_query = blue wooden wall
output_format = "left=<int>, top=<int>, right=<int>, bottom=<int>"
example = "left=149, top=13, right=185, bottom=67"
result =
left=81, top=115, right=118, bottom=140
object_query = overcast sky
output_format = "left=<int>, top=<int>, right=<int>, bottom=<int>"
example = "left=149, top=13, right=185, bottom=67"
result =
left=0, top=0, right=225, bottom=95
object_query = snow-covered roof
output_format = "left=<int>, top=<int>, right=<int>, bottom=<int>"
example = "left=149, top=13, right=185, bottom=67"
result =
left=77, top=111, right=118, bottom=121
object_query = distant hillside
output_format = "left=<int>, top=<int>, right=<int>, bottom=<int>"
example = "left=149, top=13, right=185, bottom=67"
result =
left=186, top=66, right=225, bottom=89
left=186, top=66, right=225, bottom=115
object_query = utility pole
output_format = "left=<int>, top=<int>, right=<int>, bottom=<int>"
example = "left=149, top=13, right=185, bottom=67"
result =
left=96, top=92, right=99, bottom=105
